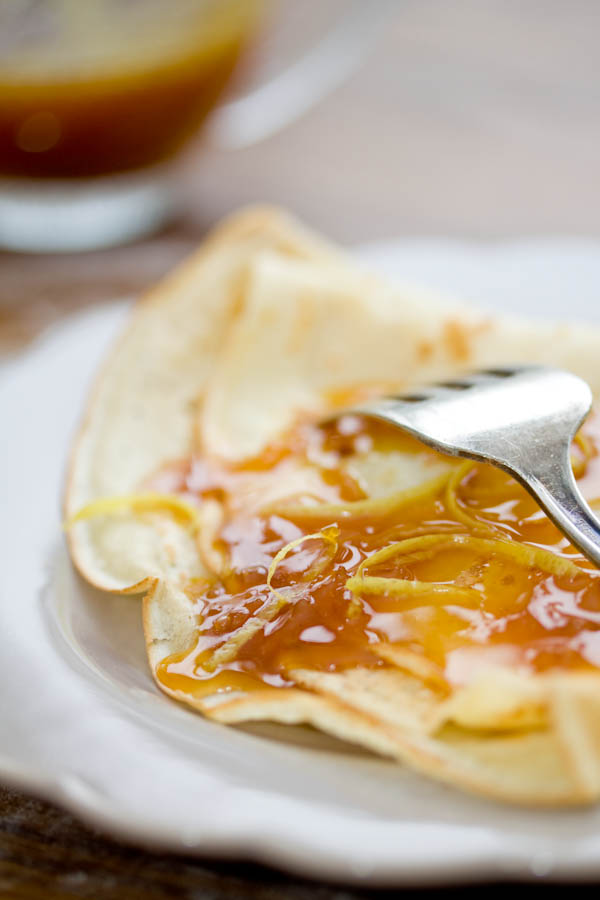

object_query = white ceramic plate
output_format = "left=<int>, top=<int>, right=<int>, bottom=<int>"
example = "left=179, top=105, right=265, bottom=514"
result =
left=4, top=239, right=600, bottom=887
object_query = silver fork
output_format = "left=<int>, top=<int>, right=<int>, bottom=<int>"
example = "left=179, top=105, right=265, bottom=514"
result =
left=349, top=365, right=600, bottom=569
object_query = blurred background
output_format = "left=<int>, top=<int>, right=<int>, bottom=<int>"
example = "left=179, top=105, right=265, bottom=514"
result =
left=2, top=0, right=600, bottom=353
left=195, top=0, right=600, bottom=242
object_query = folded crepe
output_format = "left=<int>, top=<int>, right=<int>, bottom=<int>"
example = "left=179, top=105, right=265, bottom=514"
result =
left=65, top=207, right=600, bottom=805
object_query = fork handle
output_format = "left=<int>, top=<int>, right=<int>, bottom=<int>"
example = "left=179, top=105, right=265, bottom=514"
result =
left=516, top=447, right=600, bottom=570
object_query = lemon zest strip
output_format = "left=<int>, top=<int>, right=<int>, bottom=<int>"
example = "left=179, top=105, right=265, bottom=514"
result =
left=64, top=492, right=200, bottom=531
left=346, top=532, right=584, bottom=603
left=444, top=461, right=498, bottom=535
left=267, top=525, right=339, bottom=604
left=268, top=473, right=449, bottom=523
left=202, top=526, right=340, bottom=673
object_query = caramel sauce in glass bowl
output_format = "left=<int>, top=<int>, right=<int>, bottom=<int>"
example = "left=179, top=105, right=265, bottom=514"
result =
left=0, top=0, right=262, bottom=179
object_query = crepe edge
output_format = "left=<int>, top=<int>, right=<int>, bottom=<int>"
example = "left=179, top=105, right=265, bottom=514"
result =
left=63, top=205, right=345, bottom=593
left=142, top=578, right=600, bottom=806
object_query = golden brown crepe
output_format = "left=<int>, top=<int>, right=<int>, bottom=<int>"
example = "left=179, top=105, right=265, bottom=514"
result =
left=65, top=206, right=600, bottom=805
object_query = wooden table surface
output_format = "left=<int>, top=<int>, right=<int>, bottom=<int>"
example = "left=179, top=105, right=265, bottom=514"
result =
left=2, top=1, right=600, bottom=895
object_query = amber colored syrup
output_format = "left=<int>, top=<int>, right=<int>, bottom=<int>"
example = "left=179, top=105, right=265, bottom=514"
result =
left=0, top=6, right=258, bottom=178
left=154, top=412, right=600, bottom=698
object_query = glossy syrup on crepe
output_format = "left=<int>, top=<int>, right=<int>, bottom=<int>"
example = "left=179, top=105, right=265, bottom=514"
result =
left=151, top=410, right=600, bottom=699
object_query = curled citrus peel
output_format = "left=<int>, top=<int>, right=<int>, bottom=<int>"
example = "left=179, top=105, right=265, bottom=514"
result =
left=64, top=492, right=201, bottom=531
left=267, top=526, right=340, bottom=604
left=200, top=526, right=340, bottom=674
left=346, top=532, right=584, bottom=606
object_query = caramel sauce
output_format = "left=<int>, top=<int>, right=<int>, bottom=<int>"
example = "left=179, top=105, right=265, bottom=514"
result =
left=0, top=2, right=260, bottom=178
left=155, top=412, right=600, bottom=698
